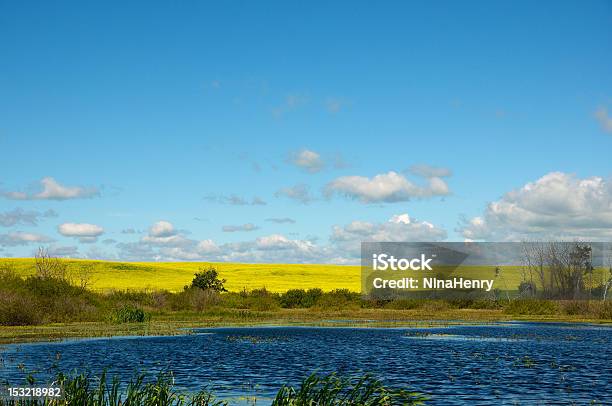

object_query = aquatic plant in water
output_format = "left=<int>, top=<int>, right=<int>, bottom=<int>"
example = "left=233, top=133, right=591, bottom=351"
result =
left=272, top=373, right=427, bottom=405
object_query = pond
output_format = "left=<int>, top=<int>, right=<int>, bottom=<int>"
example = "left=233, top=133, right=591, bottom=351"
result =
left=0, top=322, right=610, bottom=404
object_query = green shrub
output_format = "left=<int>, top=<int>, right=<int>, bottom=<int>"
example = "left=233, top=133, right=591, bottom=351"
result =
left=279, top=288, right=323, bottom=308
left=504, top=299, right=559, bottom=315
left=385, top=298, right=423, bottom=310
left=597, top=301, right=612, bottom=319
left=110, top=305, right=150, bottom=323
left=280, top=289, right=306, bottom=308
left=0, top=291, right=44, bottom=325
left=303, top=288, right=323, bottom=307
left=468, top=299, right=502, bottom=309
left=562, top=300, right=592, bottom=315
left=188, top=267, right=227, bottom=292
left=314, top=289, right=361, bottom=310
left=24, top=275, right=84, bottom=298
left=244, top=288, right=279, bottom=311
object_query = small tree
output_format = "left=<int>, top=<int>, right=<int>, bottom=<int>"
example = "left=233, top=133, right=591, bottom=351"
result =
left=35, top=247, right=67, bottom=280
left=188, top=267, right=227, bottom=292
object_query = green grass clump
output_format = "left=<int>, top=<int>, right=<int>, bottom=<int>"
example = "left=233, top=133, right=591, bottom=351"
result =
left=109, top=305, right=150, bottom=324
left=0, top=371, right=226, bottom=406
left=273, top=373, right=427, bottom=405
left=0, top=371, right=426, bottom=406
left=504, top=299, right=559, bottom=315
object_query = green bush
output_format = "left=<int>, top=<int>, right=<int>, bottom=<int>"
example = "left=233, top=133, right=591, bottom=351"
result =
left=110, top=305, right=150, bottom=323
left=280, top=288, right=324, bottom=308
left=504, top=299, right=559, bottom=315
left=280, top=289, right=306, bottom=308
left=303, top=288, right=323, bottom=307
left=562, top=300, right=592, bottom=315
left=314, top=289, right=361, bottom=310
left=244, top=288, right=279, bottom=311
left=188, top=267, right=227, bottom=292
left=0, top=291, right=44, bottom=326
left=597, top=301, right=612, bottom=319
left=385, top=298, right=423, bottom=310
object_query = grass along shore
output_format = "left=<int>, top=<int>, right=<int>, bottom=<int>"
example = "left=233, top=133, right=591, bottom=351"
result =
left=0, top=258, right=610, bottom=344
left=1, top=307, right=610, bottom=345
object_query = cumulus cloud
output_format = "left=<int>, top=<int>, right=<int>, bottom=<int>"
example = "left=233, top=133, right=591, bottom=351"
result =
left=265, top=217, right=296, bottom=224
left=460, top=172, right=612, bottom=240
left=58, top=223, right=104, bottom=243
left=0, top=208, right=57, bottom=227
left=222, top=223, right=259, bottom=232
left=115, top=220, right=220, bottom=261
left=330, top=213, right=447, bottom=257
left=142, top=220, right=193, bottom=247
left=0, top=231, right=54, bottom=247
left=2, top=177, right=99, bottom=200
left=114, top=219, right=324, bottom=263
left=288, top=149, right=324, bottom=173
left=149, top=221, right=175, bottom=237
left=204, top=194, right=267, bottom=206
left=325, top=171, right=450, bottom=203
left=275, top=184, right=314, bottom=204
left=111, top=215, right=447, bottom=264
left=594, top=107, right=612, bottom=133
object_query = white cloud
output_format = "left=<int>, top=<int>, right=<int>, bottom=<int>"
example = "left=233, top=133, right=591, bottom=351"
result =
left=116, top=221, right=220, bottom=261
left=275, top=184, right=313, bottom=204
left=197, top=239, right=219, bottom=254
left=149, top=221, right=175, bottom=237
left=0, top=208, right=57, bottom=227
left=461, top=172, right=612, bottom=240
left=289, top=149, right=324, bottom=173
left=325, top=171, right=450, bottom=203
left=58, top=222, right=105, bottom=243
left=222, top=223, right=259, bottom=232
left=594, top=107, right=612, bottom=133
left=330, top=213, right=447, bottom=257
left=110, top=215, right=447, bottom=264
left=2, top=177, right=99, bottom=200
left=0, top=231, right=53, bottom=247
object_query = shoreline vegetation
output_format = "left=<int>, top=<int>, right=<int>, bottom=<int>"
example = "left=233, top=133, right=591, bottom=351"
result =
left=0, top=370, right=428, bottom=406
left=0, top=257, right=610, bottom=344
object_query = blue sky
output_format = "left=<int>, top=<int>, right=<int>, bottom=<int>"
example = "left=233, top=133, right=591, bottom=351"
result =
left=1, top=1, right=611, bottom=263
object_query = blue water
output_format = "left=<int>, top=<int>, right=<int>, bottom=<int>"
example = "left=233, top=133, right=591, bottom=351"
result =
left=0, top=322, right=610, bottom=404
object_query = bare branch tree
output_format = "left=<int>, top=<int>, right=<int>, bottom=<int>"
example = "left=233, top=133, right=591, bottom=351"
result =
left=35, top=247, right=68, bottom=280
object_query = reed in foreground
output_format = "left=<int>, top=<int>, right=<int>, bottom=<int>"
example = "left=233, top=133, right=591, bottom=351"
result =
left=0, top=371, right=427, bottom=405
left=273, top=373, right=427, bottom=406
